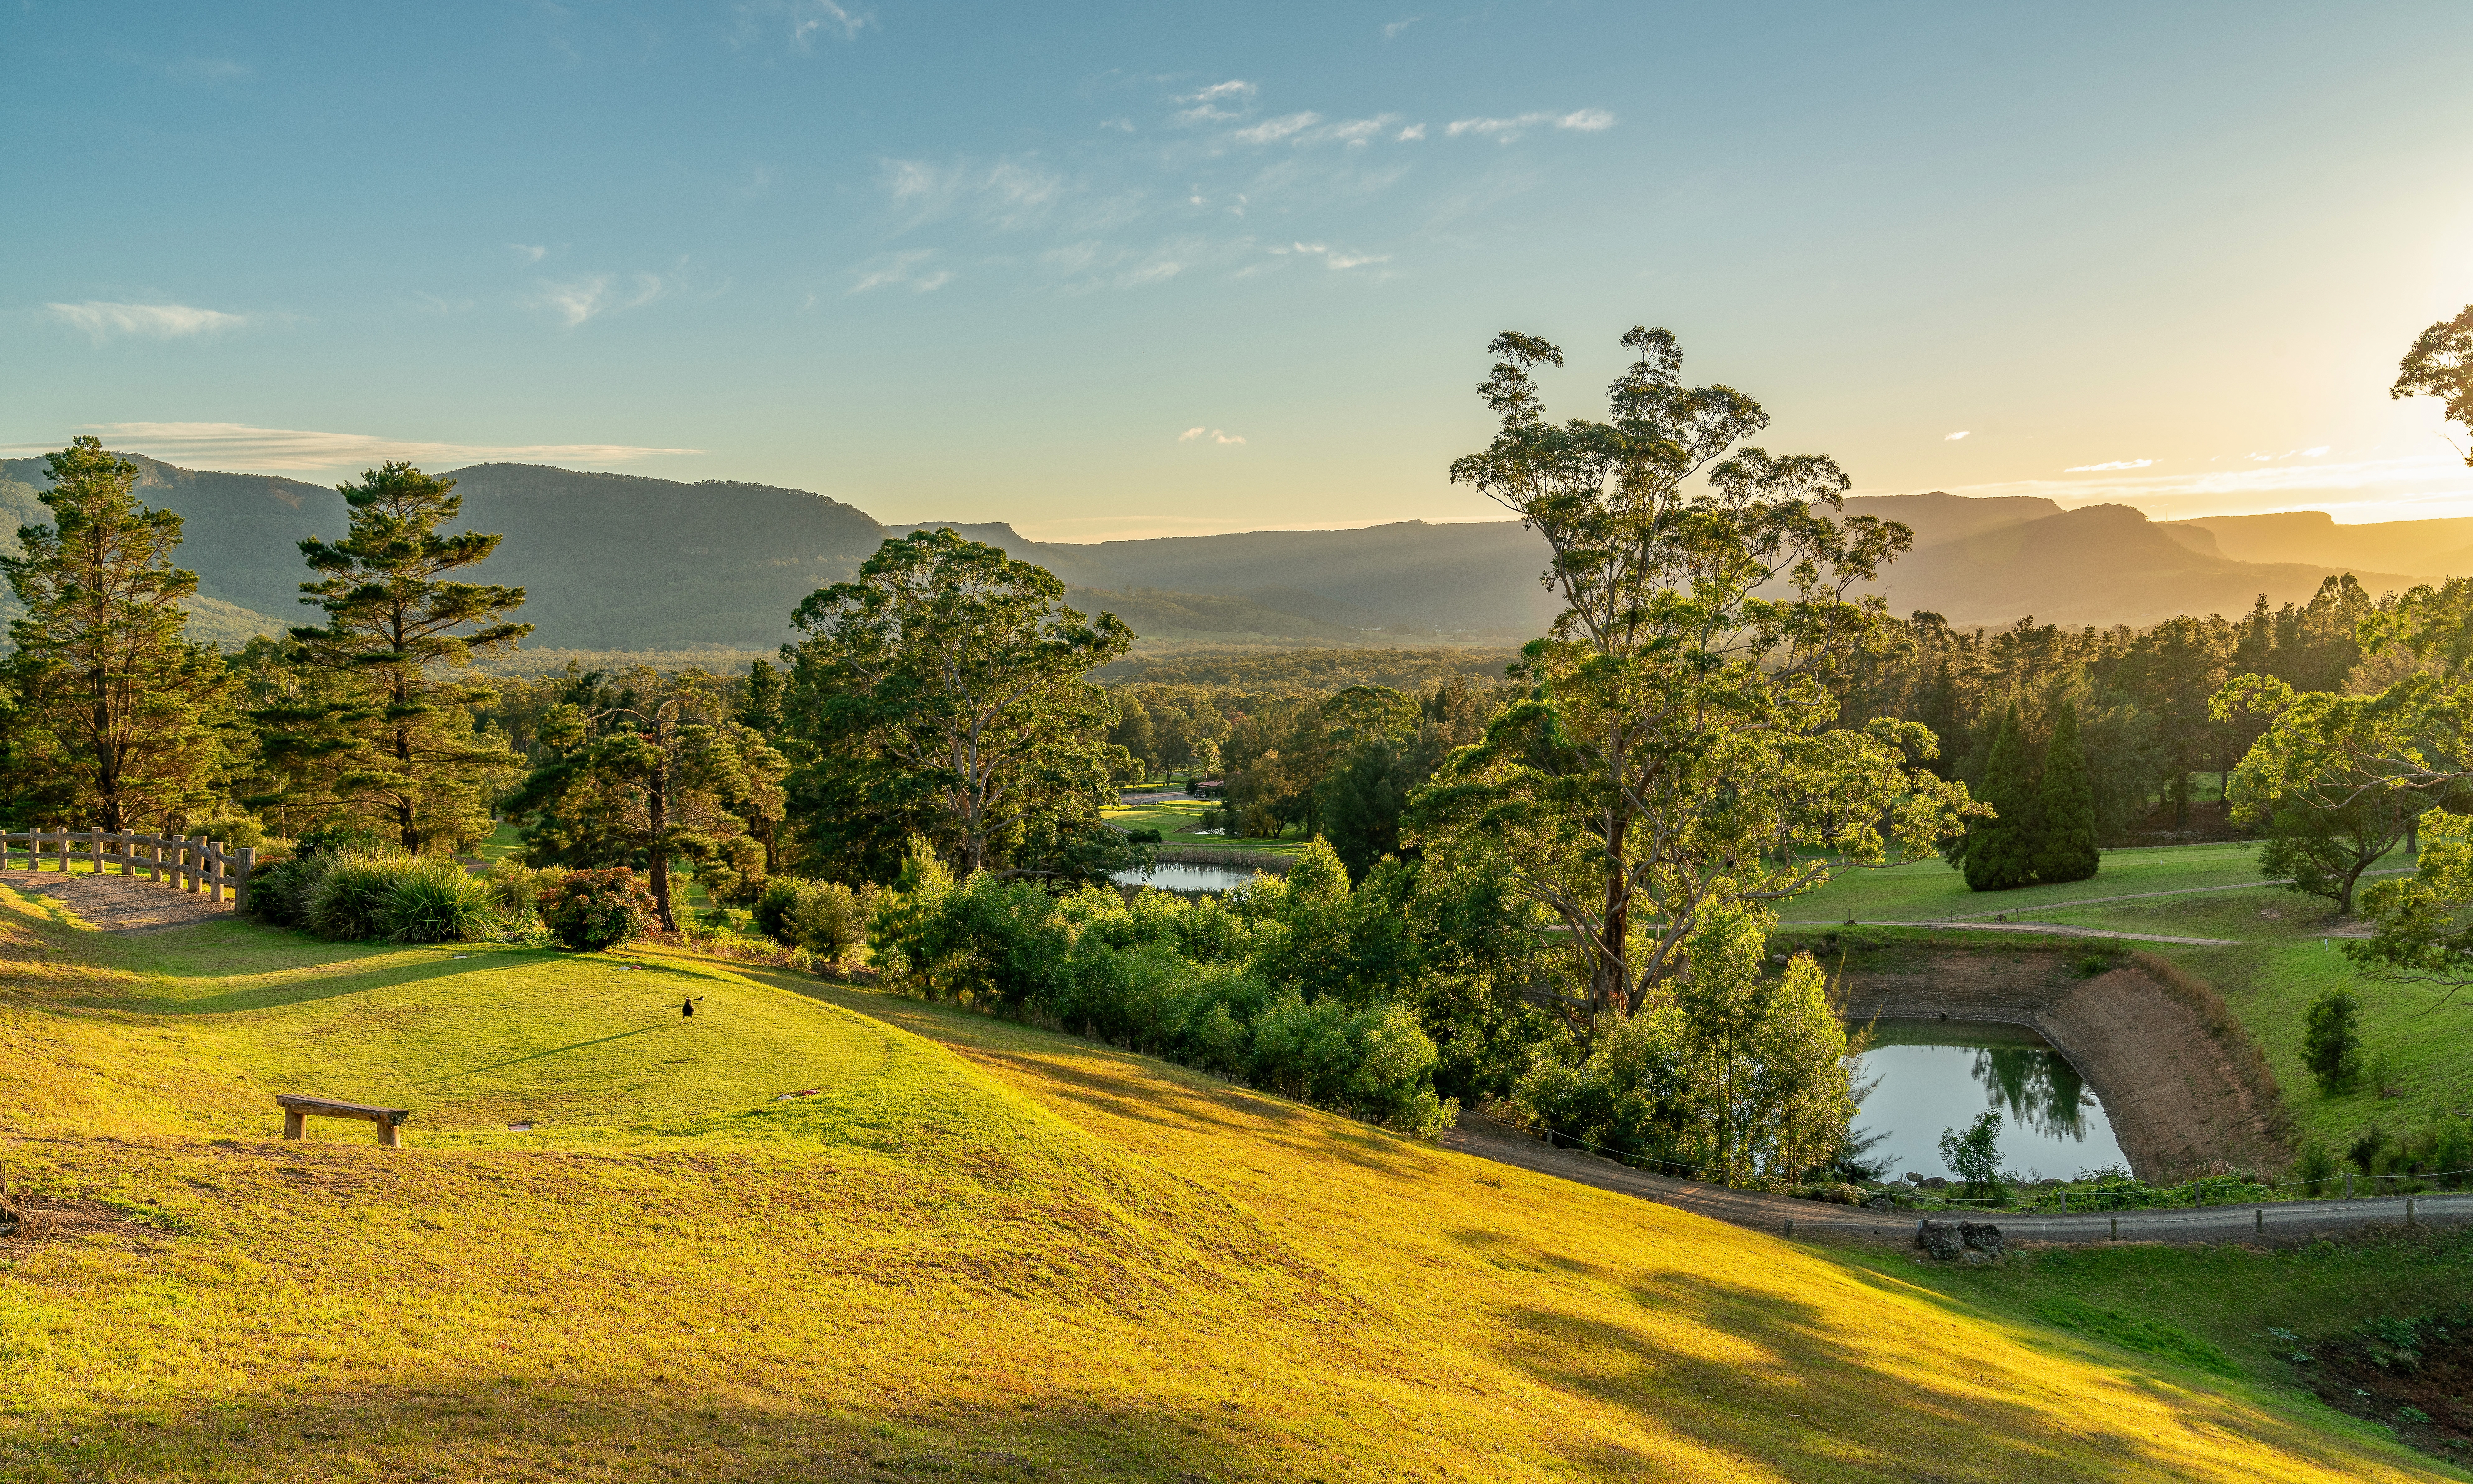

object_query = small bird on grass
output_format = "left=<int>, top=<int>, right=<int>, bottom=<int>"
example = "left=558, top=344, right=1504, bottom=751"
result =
left=680, top=996, right=705, bottom=1018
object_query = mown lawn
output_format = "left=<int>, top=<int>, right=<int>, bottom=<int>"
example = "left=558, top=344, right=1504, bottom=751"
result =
left=1102, top=797, right=1304, bottom=855
left=0, top=880, right=2454, bottom=1482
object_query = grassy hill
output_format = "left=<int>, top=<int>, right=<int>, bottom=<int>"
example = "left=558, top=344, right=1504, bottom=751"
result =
left=0, top=878, right=2453, bottom=1481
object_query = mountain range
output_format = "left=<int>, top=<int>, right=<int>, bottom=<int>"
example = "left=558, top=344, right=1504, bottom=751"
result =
left=2, top=456, right=2468, bottom=655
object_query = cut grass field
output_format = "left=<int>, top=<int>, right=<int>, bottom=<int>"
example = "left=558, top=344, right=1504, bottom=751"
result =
left=1792, top=843, right=2461, bottom=1160
left=1, top=877, right=2461, bottom=1479
left=1102, top=795, right=1304, bottom=855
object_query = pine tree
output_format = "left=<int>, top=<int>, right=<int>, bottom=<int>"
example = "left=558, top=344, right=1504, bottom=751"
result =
left=2033, top=701, right=2100, bottom=883
left=1, top=438, right=236, bottom=832
left=1963, top=704, right=2039, bottom=891
left=251, top=462, right=529, bottom=853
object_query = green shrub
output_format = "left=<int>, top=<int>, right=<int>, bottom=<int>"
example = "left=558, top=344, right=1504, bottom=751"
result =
left=2295, top=1138, right=2338, bottom=1196
left=241, top=851, right=325, bottom=927
left=2303, top=985, right=2364, bottom=1093
left=753, top=878, right=873, bottom=963
left=1938, top=1111, right=2008, bottom=1199
left=482, top=859, right=556, bottom=923
left=192, top=815, right=267, bottom=850
left=541, top=868, right=656, bottom=952
left=306, top=849, right=423, bottom=942
left=379, top=859, right=499, bottom=944
left=2369, top=1046, right=2404, bottom=1099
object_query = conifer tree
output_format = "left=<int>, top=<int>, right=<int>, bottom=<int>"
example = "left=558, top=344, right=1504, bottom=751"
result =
left=251, top=462, right=529, bottom=853
left=1963, top=705, right=2039, bottom=891
left=1, top=437, right=235, bottom=832
left=2033, top=700, right=2100, bottom=883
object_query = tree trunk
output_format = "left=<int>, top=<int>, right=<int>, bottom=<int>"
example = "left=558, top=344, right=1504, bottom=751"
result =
left=648, top=749, right=675, bottom=931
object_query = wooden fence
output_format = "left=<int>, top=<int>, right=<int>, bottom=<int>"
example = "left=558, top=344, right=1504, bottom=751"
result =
left=0, top=829, right=255, bottom=908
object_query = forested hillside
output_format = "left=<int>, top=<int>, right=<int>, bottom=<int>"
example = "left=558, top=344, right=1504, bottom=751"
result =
left=9, top=452, right=2470, bottom=653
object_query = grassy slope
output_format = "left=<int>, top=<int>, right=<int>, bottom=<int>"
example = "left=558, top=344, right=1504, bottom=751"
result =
left=0, top=885, right=2451, bottom=1482
left=1792, top=844, right=2460, bottom=1156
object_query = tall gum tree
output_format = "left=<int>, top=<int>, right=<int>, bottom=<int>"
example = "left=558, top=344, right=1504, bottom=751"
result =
left=251, top=462, right=529, bottom=853
left=1, top=437, right=236, bottom=832
left=783, top=529, right=1134, bottom=879
left=1408, top=328, right=1979, bottom=1031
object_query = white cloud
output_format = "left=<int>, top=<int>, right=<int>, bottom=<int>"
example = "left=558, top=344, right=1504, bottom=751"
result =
left=1266, top=242, right=1390, bottom=271
left=735, top=0, right=870, bottom=49
left=1445, top=108, right=1617, bottom=141
left=1099, top=117, right=1134, bottom=132
left=1234, top=111, right=1321, bottom=145
left=1179, top=427, right=1244, bottom=445
left=2064, top=458, right=2155, bottom=472
left=510, top=243, right=548, bottom=264
left=532, top=271, right=669, bottom=326
left=849, top=249, right=953, bottom=294
left=1396, top=123, right=1427, bottom=141
left=1174, top=79, right=1256, bottom=124
left=1945, top=430, right=1970, bottom=441
left=3, top=422, right=702, bottom=473
left=44, top=301, right=249, bottom=341
left=167, top=57, right=250, bottom=83
left=879, top=156, right=1063, bottom=230
left=1382, top=15, right=1424, bottom=38
left=1178, top=427, right=1207, bottom=441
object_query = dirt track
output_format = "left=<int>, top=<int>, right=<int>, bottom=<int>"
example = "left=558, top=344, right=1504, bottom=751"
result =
left=0, top=866, right=237, bottom=933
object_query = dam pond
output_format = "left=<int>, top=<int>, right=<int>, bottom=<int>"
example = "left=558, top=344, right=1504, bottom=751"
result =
left=1112, top=861, right=1281, bottom=893
left=1856, top=1018, right=2128, bottom=1182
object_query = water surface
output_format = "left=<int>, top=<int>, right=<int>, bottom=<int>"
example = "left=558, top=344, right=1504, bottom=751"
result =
left=1853, top=1019, right=2129, bottom=1182
left=1111, top=861, right=1279, bottom=893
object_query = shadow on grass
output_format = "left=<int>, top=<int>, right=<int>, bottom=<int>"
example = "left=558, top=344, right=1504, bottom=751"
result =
left=6, top=1377, right=1291, bottom=1483
left=1450, top=1225, right=2409, bottom=1483
left=415, top=1021, right=675, bottom=1086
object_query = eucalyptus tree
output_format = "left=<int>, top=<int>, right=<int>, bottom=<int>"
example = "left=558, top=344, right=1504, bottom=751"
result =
left=1, top=437, right=236, bottom=832
left=782, top=529, right=1134, bottom=880
left=1408, top=327, right=1978, bottom=1032
left=251, top=462, right=529, bottom=853
left=2394, top=302, right=2472, bottom=465
left=504, top=687, right=786, bottom=931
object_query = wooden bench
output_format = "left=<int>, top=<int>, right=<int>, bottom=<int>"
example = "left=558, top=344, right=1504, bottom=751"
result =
left=277, top=1094, right=411, bottom=1148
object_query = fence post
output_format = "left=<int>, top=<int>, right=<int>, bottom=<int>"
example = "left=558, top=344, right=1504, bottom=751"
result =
left=118, top=830, right=133, bottom=876
left=233, top=846, right=254, bottom=912
left=2109, top=1215, right=2118, bottom=1241
left=2408, top=1196, right=2417, bottom=1227
left=2345, top=1173, right=2354, bottom=1200
left=147, top=835, right=162, bottom=883
left=206, top=840, right=223, bottom=903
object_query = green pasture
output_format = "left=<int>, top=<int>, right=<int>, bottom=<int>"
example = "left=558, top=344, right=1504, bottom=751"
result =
left=1103, top=795, right=1304, bottom=854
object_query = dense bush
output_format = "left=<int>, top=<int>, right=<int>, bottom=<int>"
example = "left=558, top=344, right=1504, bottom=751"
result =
left=541, top=868, right=657, bottom=951
left=752, top=877, right=872, bottom=963
left=247, top=844, right=503, bottom=945
left=868, top=842, right=1455, bottom=1134
left=2303, top=985, right=2364, bottom=1092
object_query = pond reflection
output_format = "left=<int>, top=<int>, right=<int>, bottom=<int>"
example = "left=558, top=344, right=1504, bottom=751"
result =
left=1854, top=1019, right=2128, bottom=1180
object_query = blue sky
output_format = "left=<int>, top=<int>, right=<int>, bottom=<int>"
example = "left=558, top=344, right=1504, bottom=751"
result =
left=5, top=1, right=2471, bottom=538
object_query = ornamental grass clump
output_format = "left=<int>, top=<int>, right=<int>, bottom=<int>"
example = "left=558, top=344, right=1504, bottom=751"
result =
left=378, top=858, right=501, bottom=944
left=541, top=868, right=657, bottom=952
left=305, top=849, right=421, bottom=942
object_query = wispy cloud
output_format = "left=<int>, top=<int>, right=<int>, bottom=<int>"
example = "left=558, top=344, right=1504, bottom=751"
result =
left=510, top=243, right=549, bottom=265
left=1174, top=78, right=1257, bottom=124
left=1445, top=108, right=1616, bottom=141
left=531, top=271, right=670, bottom=326
left=1267, top=242, right=1390, bottom=271
left=45, top=301, right=249, bottom=341
left=849, top=249, right=953, bottom=294
left=734, top=0, right=871, bottom=49
left=2244, top=446, right=2333, bottom=461
left=1, top=422, right=702, bottom=473
left=1382, top=15, right=1424, bottom=39
left=1397, top=123, right=1427, bottom=141
left=2064, top=458, right=2155, bottom=472
left=881, top=156, right=1063, bottom=230
left=1945, top=430, right=1970, bottom=441
left=1234, top=111, right=1321, bottom=145
left=165, top=56, right=250, bottom=83
left=1179, top=426, right=1246, bottom=445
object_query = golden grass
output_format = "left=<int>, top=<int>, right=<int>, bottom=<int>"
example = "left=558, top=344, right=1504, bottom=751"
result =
left=0, top=880, right=2453, bottom=1482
